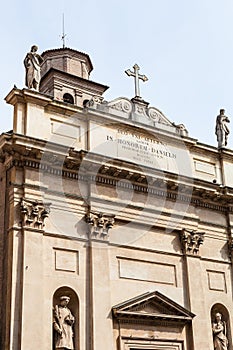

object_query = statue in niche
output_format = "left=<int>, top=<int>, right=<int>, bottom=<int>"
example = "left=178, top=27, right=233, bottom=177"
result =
left=212, top=312, right=228, bottom=350
left=215, top=109, right=230, bottom=148
left=53, top=296, right=75, bottom=350
left=24, top=45, right=43, bottom=91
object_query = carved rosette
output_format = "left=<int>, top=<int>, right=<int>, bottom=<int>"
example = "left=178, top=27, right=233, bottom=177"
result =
left=180, top=229, right=205, bottom=255
left=20, top=198, right=51, bottom=230
left=85, top=212, right=115, bottom=239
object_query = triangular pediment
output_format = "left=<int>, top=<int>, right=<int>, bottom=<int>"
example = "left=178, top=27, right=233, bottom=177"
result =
left=112, top=291, right=195, bottom=325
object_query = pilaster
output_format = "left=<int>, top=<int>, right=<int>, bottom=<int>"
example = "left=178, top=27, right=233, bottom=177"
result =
left=179, top=229, right=213, bottom=350
left=86, top=211, right=115, bottom=350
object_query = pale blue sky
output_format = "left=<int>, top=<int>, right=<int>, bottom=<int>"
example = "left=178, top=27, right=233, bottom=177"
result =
left=1, top=0, right=233, bottom=148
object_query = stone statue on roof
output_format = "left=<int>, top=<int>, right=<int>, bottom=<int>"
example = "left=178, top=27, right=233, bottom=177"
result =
left=215, top=109, right=230, bottom=149
left=24, top=45, right=43, bottom=91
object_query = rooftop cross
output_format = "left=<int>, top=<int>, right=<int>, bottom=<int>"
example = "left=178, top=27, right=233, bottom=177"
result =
left=125, top=64, right=148, bottom=99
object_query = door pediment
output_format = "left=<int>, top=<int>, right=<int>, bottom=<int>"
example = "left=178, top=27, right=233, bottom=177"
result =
left=112, top=291, right=195, bottom=325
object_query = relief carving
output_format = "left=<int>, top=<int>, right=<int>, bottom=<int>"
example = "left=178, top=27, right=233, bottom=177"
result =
left=107, top=98, right=132, bottom=114
left=20, top=198, right=51, bottom=229
left=148, top=107, right=170, bottom=125
left=180, top=228, right=205, bottom=255
left=135, top=104, right=147, bottom=116
left=85, top=212, right=115, bottom=238
left=86, top=95, right=104, bottom=107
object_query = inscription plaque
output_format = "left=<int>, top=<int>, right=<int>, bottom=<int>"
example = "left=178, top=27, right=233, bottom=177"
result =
left=90, top=123, right=192, bottom=176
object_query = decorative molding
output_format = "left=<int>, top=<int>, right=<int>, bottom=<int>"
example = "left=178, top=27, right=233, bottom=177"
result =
left=54, top=248, right=79, bottom=273
left=180, top=228, right=205, bottom=255
left=123, top=339, right=183, bottom=350
left=7, top=157, right=233, bottom=213
left=85, top=95, right=104, bottom=108
left=108, top=98, right=132, bottom=114
left=85, top=212, right=115, bottom=239
left=112, top=290, right=195, bottom=326
left=20, top=198, right=51, bottom=229
left=148, top=107, right=172, bottom=126
left=207, top=270, right=227, bottom=292
left=1, top=140, right=232, bottom=213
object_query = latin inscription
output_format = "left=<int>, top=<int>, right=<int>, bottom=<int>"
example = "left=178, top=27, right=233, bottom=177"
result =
left=107, top=128, right=177, bottom=168
left=90, top=123, right=192, bottom=175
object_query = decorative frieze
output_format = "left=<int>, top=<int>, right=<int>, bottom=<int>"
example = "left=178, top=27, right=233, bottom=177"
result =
left=1, top=137, right=233, bottom=214
left=180, top=229, right=205, bottom=255
left=20, top=198, right=51, bottom=229
left=85, top=212, right=115, bottom=239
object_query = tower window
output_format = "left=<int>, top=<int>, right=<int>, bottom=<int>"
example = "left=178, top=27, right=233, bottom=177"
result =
left=63, top=93, right=74, bottom=104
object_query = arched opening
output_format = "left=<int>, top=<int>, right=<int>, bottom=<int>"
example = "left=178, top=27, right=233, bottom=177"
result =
left=53, top=286, right=79, bottom=350
left=63, top=93, right=74, bottom=104
left=83, top=99, right=90, bottom=107
left=211, top=303, right=232, bottom=350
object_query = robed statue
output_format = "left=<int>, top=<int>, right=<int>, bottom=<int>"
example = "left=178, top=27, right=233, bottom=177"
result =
left=212, top=312, right=228, bottom=350
left=53, top=296, right=75, bottom=350
left=24, top=45, right=43, bottom=91
left=215, top=109, right=230, bottom=148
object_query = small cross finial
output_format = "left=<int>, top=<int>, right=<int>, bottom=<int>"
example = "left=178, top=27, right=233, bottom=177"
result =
left=125, top=63, right=148, bottom=99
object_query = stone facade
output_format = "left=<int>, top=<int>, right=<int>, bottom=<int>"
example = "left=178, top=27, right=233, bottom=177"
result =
left=0, top=47, right=233, bottom=349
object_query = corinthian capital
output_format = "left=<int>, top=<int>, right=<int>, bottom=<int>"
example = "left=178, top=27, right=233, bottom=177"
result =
left=180, top=229, right=205, bottom=255
left=20, top=198, right=51, bottom=230
left=85, top=212, right=115, bottom=239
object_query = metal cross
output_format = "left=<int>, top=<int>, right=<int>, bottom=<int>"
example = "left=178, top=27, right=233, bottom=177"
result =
left=125, top=64, right=148, bottom=98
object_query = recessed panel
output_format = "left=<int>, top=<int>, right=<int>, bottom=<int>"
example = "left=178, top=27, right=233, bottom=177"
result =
left=118, top=257, right=177, bottom=286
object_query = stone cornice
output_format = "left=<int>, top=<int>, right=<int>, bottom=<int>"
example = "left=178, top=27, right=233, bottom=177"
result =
left=40, top=68, right=109, bottom=95
left=5, top=88, right=52, bottom=107
left=1, top=134, right=233, bottom=212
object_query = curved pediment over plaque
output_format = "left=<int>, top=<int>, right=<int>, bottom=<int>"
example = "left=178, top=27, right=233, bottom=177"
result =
left=106, top=97, right=133, bottom=118
left=92, top=96, right=188, bottom=136
left=148, top=107, right=173, bottom=125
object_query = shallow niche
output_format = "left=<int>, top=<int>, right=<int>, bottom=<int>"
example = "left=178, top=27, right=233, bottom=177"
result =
left=211, top=303, right=232, bottom=350
left=53, top=286, right=79, bottom=350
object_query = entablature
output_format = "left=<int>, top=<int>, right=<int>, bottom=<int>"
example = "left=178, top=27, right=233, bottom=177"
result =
left=1, top=133, right=233, bottom=213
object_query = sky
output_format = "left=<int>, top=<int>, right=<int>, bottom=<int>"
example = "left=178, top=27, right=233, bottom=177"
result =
left=1, top=0, right=233, bottom=148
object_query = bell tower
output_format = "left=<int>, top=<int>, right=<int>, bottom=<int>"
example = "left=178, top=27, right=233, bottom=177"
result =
left=39, top=47, right=108, bottom=107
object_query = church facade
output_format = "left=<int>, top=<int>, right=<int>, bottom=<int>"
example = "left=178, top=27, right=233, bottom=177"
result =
left=0, top=46, right=233, bottom=350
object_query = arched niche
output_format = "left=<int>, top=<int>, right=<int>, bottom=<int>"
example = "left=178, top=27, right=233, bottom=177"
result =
left=53, top=286, right=79, bottom=350
left=63, top=93, right=74, bottom=104
left=211, top=303, right=232, bottom=349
